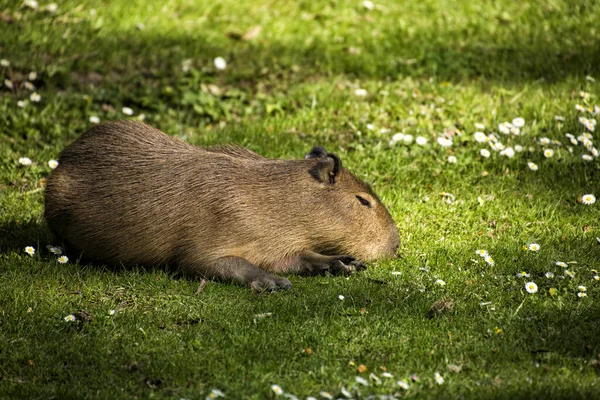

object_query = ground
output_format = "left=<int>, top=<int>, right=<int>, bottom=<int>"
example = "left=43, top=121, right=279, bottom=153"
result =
left=1, top=0, right=599, bottom=399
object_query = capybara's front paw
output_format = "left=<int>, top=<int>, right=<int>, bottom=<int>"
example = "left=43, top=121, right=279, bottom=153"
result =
left=331, top=257, right=367, bottom=275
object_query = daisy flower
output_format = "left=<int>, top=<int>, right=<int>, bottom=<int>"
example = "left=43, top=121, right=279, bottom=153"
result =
left=593, top=275, right=599, bottom=281
left=47, top=246, right=62, bottom=255
left=484, top=255, right=495, bottom=266
left=578, top=285, right=587, bottom=292
left=4, top=79, right=13, bottom=89
left=500, top=147, right=515, bottom=158
left=516, top=271, right=530, bottom=278
left=57, top=255, right=69, bottom=264
left=18, top=157, right=32, bottom=166
left=382, top=372, right=394, bottom=378
left=355, top=376, right=369, bottom=386
left=434, top=372, right=444, bottom=385
left=515, top=145, right=523, bottom=152
left=528, top=162, right=538, bottom=171
left=397, top=380, right=410, bottom=390
left=474, top=132, right=487, bottom=143
left=392, top=133, right=404, bottom=142
left=555, top=261, right=567, bottom=268
left=512, top=117, right=525, bottom=128
left=48, top=160, right=59, bottom=169
left=271, top=384, right=283, bottom=395
left=575, top=104, right=585, bottom=112
left=28, top=71, right=37, bottom=81
left=525, top=282, right=538, bottom=293
left=581, top=194, right=596, bottom=205
left=122, top=107, right=134, bottom=115
left=476, top=249, right=488, bottom=257
left=0, top=59, right=9, bottom=67
left=480, top=149, right=491, bottom=158
left=498, top=122, right=512, bottom=135
left=555, top=115, right=565, bottom=121
left=582, top=154, right=593, bottom=161
left=64, top=314, right=76, bottom=322
left=109, top=309, right=116, bottom=315
left=89, top=116, right=100, bottom=124
left=435, top=279, right=446, bottom=286
left=447, top=155, right=457, bottom=164
left=543, top=149, right=554, bottom=158
left=565, top=270, right=575, bottom=278
left=354, top=88, right=367, bottom=97
left=17, top=100, right=26, bottom=108
left=402, top=134, right=414, bottom=144
left=338, top=295, right=345, bottom=300
left=416, top=136, right=427, bottom=145
left=391, top=271, right=401, bottom=276
left=528, top=243, right=540, bottom=251
left=578, top=292, right=587, bottom=298
left=319, top=391, right=333, bottom=400
left=25, top=246, right=35, bottom=256
left=545, top=272, right=554, bottom=278
left=437, top=137, right=452, bottom=147
left=214, top=57, right=227, bottom=70
left=30, top=92, right=41, bottom=102
left=362, top=0, right=375, bottom=10
left=46, top=3, right=58, bottom=13
left=24, top=81, right=35, bottom=90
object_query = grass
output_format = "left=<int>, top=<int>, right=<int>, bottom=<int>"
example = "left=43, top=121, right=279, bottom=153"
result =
left=1, top=0, right=600, bottom=398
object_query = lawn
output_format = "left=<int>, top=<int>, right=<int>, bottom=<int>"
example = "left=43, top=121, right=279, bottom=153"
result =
left=1, top=0, right=600, bottom=398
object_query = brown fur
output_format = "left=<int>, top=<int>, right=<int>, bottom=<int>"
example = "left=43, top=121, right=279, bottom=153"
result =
left=44, top=121, right=399, bottom=289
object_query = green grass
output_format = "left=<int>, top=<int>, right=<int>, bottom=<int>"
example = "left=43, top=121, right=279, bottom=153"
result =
left=1, top=0, right=600, bottom=398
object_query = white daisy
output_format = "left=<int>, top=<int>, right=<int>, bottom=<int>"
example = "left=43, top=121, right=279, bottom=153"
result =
left=64, top=314, right=76, bottom=322
left=319, top=391, right=333, bottom=400
left=525, top=282, right=538, bottom=293
left=475, top=249, right=488, bottom=257
left=498, top=122, right=512, bottom=135
left=484, top=255, right=495, bottom=266
left=402, top=134, right=414, bottom=144
left=543, top=149, right=554, bottom=158
left=475, top=123, right=485, bottom=130
left=271, top=384, right=283, bottom=395
left=48, top=159, right=59, bottom=169
left=30, top=92, right=41, bottom=102
left=581, top=194, right=596, bottom=205
left=57, top=255, right=68, bottom=264
left=46, top=3, right=58, bottom=12
left=528, top=243, right=540, bottom=251
left=122, top=107, right=134, bottom=115
left=555, top=261, right=567, bottom=268
left=447, top=155, right=457, bottom=164
left=89, top=116, right=100, bottom=124
left=0, top=59, right=9, bottom=67
left=582, top=154, right=593, bottom=161
left=397, top=380, right=409, bottom=390
left=545, top=272, right=554, bottom=278
left=474, top=132, right=487, bottom=143
left=362, top=0, right=375, bottom=10
left=437, top=137, right=452, bottom=147
left=109, top=309, right=116, bottom=315
left=575, top=104, right=585, bottom=112
left=512, top=117, right=525, bottom=128
left=355, top=376, right=369, bottom=386
left=578, top=285, right=586, bottom=292
left=355, top=88, right=367, bottom=97
left=18, top=157, right=32, bottom=166
left=435, top=279, right=446, bottom=286
left=382, top=372, right=394, bottom=378
left=4, top=79, right=13, bottom=89
left=24, top=81, right=35, bottom=90
left=500, top=147, right=515, bottom=158
left=555, top=115, right=565, bottom=121
left=416, top=136, right=427, bottom=145
left=565, top=270, right=575, bottom=278
left=338, top=295, right=345, bottom=300
left=515, top=145, right=523, bottom=152
left=25, top=246, right=35, bottom=256
left=28, top=71, right=37, bottom=81
left=516, top=271, right=530, bottom=278
left=539, top=137, right=551, bottom=145
left=214, top=57, right=227, bottom=70
left=480, top=149, right=491, bottom=158
left=17, top=100, right=26, bottom=107
left=527, top=162, right=538, bottom=171
left=578, top=292, right=587, bottom=298
left=434, top=372, right=444, bottom=385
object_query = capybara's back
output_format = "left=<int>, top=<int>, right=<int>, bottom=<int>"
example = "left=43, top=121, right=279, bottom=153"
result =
left=45, top=121, right=400, bottom=290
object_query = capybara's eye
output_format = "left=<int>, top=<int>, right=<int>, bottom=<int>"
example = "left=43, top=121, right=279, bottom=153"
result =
left=356, top=195, right=372, bottom=208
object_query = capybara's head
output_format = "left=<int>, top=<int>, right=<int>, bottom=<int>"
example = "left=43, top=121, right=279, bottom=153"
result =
left=304, top=146, right=400, bottom=261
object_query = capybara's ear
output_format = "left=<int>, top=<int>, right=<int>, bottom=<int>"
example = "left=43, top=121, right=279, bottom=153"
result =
left=310, top=153, right=343, bottom=185
left=304, top=146, right=328, bottom=159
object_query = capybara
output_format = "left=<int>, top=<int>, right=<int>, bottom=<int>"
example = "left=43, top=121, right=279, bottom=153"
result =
left=44, top=121, right=399, bottom=290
